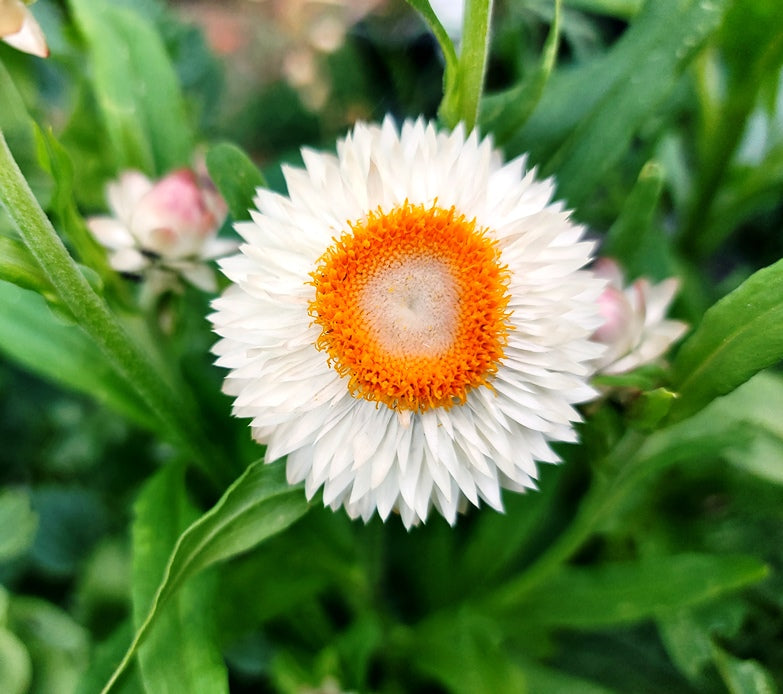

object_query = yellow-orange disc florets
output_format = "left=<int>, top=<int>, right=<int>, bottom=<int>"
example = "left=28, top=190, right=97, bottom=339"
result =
left=309, top=202, right=511, bottom=412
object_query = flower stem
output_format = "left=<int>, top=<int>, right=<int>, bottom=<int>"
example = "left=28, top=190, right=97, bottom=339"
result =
left=0, top=128, right=224, bottom=484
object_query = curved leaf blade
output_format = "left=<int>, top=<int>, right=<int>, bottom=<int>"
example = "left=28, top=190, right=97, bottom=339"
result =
left=669, top=258, right=783, bottom=422
left=102, top=460, right=309, bottom=694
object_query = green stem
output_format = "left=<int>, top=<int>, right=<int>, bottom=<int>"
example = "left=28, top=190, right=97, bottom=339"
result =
left=458, top=0, right=494, bottom=132
left=0, top=128, right=223, bottom=484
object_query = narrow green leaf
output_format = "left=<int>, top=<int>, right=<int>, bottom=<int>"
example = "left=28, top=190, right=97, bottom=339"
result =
left=68, top=0, right=193, bottom=173
left=32, top=125, right=114, bottom=284
left=0, top=489, right=38, bottom=562
left=480, top=0, right=560, bottom=143
left=712, top=644, right=778, bottom=694
left=562, top=0, right=642, bottom=18
left=508, top=554, right=767, bottom=628
left=601, top=160, right=665, bottom=275
left=0, top=281, right=157, bottom=431
left=669, top=258, right=783, bottom=423
left=454, top=0, right=494, bottom=131
left=509, top=0, right=726, bottom=207
left=132, top=465, right=228, bottom=694
left=206, top=142, right=267, bottom=221
left=404, top=0, right=459, bottom=126
left=102, top=460, right=309, bottom=694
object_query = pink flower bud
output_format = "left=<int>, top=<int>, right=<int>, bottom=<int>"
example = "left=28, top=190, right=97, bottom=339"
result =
left=591, top=258, right=688, bottom=375
left=88, top=168, right=235, bottom=292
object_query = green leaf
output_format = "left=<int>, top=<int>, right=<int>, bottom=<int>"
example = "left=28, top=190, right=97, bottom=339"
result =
left=480, top=0, right=561, bottom=144
left=601, top=161, right=665, bottom=275
left=508, top=554, right=767, bottom=628
left=32, top=125, right=114, bottom=285
left=411, top=610, right=528, bottom=694
left=452, top=0, right=494, bottom=131
left=102, top=460, right=309, bottom=694
left=7, top=597, right=90, bottom=694
left=668, top=258, right=783, bottom=423
left=626, top=387, right=677, bottom=431
left=0, top=489, right=38, bottom=562
left=712, top=644, right=779, bottom=694
left=68, top=0, right=193, bottom=173
left=205, top=142, right=267, bottom=221
left=404, top=0, right=459, bottom=126
left=0, top=235, right=54, bottom=297
left=509, top=0, right=726, bottom=207
left=0, top=629, right=31, bottom=694
left=0, top=281, right=157, bottom=432
left=132, top=464, right=228, bottom=693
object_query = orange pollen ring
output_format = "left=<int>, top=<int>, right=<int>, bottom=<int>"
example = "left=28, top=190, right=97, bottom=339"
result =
left=308, top=202, right=512, bottom=412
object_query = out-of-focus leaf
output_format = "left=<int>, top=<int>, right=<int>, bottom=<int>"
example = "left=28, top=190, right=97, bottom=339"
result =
left=68, top=0, right=193, bottom=174
left=507, top=554, right=767, bottom=628
left=0, top=489, right=38, bottom=562
left=102, top=460, right=309, bottom=693
left=206, top=142, right=266, bottom=221
left=33, top=125, right=113, bottom=283
left=601, top=161, right=665, bottom=276
left=712, top=644, right=778, bottom=694
left=405, top=0, right=459, bottom=126
left=411, top=610, right=528, bottom=694
left=0, top=628, right=31, bottom=694
left=480, top=0, right=560, bottom=143
left=0, top=281, right=158, bottom=432
left=509, top=0, right=726, bottom=207
left=697, top=370, right=783, bottom=485
left=657, top=598, right=747, bottom=683
left=8, top=597, right=89, bottom=694
left=30, top=487, right=106, bottom=577
left=668, top=258, right=783, bottom=422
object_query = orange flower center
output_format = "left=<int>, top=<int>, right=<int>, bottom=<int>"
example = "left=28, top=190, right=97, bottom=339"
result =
left=309, top=202, right=511, bottom=412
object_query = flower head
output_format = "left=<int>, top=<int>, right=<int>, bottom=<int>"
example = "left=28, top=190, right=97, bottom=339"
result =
left=591, top=258, right=688, bottom=375
left=0, top=0, right=48, bottom=58
left=211, top=118, right=605, bottom=528
left=87, top=168, right=234, bottom=292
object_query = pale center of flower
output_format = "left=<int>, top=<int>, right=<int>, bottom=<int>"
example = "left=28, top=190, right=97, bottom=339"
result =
left=359, top=255, right=459, bottom=358
left=309, top=202, right=511, bottom=412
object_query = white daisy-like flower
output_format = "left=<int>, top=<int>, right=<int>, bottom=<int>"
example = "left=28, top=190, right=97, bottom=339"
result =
left=211, top=117, right=605, bottom=528
left=0, top=0, right=48, bottom=58
left=87, top=168, right=235, bottom=292
left=591, top=258, right=689, bottom=375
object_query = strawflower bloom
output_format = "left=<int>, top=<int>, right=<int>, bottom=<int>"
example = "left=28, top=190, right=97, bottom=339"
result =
left=591, top=258, right=688, bottom=375
left=211, top=118, right=605, bottom=527
left=87, top=168, right=234, bottom=292
left=0, top=0, right=48, bottom=57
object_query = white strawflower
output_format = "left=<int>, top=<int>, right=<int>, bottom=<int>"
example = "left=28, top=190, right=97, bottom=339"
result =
left=211, top=117, right=605, bottom=528
left=591, top=258, right=689, bottom=375
left=0, top=0, right=48, bottom=58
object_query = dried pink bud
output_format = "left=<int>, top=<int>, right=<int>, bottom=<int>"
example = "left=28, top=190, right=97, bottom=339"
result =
left=591, top=258, right=688, bottom=375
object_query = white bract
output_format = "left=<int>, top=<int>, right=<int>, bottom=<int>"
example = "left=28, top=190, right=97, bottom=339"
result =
left=0, top=0, right=48, bottom=58
left=88, top=168, right=234, bottom=292
left=211, top=118, right=605, bottom=528
left=591, top=258, right=688, bottom=375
